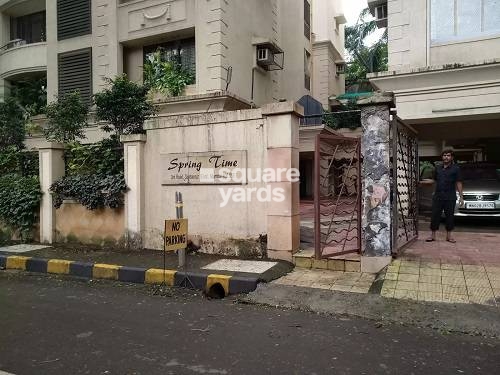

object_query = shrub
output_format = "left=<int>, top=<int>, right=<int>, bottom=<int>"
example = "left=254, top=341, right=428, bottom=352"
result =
left=45, top=91, right=88, bottom=143
left=144, top=50, right=195, bottom=97
left=0, top=174, right=42, bottom=240
left=0, top=98, right=26, bottom=150
left=94, top=74, right=156, bottom=136
left=50, top=173, right=127, bottom=210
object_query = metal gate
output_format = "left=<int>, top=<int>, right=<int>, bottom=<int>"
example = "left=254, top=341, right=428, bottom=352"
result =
left=314, top=134, right=361, bottom=259
left=392, top=117, right=419, bottom=253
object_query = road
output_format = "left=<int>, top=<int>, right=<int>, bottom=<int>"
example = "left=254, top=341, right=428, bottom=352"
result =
left=1, top=272, right=499, bottom=375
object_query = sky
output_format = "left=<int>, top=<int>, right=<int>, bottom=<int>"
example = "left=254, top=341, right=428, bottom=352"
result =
left=342, top=0, right=386, bottom=46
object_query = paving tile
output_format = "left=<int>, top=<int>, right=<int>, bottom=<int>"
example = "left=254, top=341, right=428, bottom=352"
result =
left=382, top=280, right=397, bottom=289
left=420, top=268, right=442, bottom=276
left=333, top=279, right=359, bottom=286
left=394, top=289, right=418, bottom=300
left=328, top=259, right=345, bottom=272
left=385, top=272, right=398, bottom=281
left=396, top=281, right=418, bottom=290
left=351, top=286, right=371, bottom=294
left=330, top=285, right=352, bottom=292
left=391, top=260, right=402, bottom=266
left=420, top=262, right=441, bottom=269
left=359, top=273, right=376, bottom=281
left=465, top=278, right=491, bottom=288
left=464, top=271, right=488, bottom=279
left=386, top=265, right=400, bottom=273
left=418, top=283, right=442, bottom=293
left=493, top=289, right=500, bottom=298
left=441, top=263, right=462, bottom=271
left=418, top=291, right=443, bottom=302
left=398, top=274, right=419, bottom=282
left=345, top=261, right=361, bottom=273
left=485, top=266, right=500, bottom=273
left=399, top=266, right=420, bottom=275
left=442, top=293, right=469, bottom=304
left=401, top=260, right=420, bottom=267
left=381, top=287, right=395, bottom=298
left=462, top=265, right=485, bottom=272
left=442, top=284, right=468, bottom=295
left=441, top=270, right=463, bottom=278
left=353, top=280, right=373, bottom=288
left=468, top=295, right=497, bottom=306
left=467, top=287, right=495, bottom=298
left=441, top=276, right=466, bottom=286
left=310, top=282, right=333, bottom=290
left=488, top=279, right=500, bottom=289
left=486, top=272, right=500, bottom=281
left=418, top=275, right=441, bottom=284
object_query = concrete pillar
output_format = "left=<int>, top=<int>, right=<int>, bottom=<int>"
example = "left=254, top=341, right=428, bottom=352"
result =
left=39, top=143, right=65, bottom=243
left=357, top=92, right=394, bottom=273
left=263, top=102, right=303, bottom=262
left=121, top=134, right=147, bottom=249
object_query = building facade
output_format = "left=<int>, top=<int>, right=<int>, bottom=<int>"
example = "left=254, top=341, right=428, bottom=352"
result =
left=368, top=0, right=500, bottom=162
left=0, top=0, right=345, bottom=110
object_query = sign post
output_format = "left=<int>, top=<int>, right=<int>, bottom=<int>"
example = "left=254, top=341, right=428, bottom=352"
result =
left=164, top=192, right=194, bottom=288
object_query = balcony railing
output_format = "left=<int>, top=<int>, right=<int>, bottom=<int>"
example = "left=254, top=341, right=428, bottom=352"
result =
left=0, top=39, right=27, bottom=53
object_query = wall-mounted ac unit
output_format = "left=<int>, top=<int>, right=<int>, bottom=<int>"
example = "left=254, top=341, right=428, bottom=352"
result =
left=335, top=60, right=346, bottom=75
left=255, top=42, right=284, bottom=71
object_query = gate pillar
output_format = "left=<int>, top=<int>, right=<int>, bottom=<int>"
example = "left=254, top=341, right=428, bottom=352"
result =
left=357, top=92, right=394, bottom=272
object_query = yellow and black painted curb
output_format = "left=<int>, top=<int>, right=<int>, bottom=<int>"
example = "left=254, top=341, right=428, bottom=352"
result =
left=0, top=254, right=258, bottom=296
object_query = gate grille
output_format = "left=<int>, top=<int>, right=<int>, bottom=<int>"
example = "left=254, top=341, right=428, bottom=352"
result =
left=392, top=117, right=419, bottom=252
left=314, top=134, right=361, bottom=259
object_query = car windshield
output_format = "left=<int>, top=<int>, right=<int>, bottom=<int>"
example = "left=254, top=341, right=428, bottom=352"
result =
left=460, top=166, right=499, bottom=181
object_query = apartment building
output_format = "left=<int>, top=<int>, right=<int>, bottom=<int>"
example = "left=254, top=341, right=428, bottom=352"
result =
left=0, top=0, right=345, bottom=112
left=368, top=0, right=500, bottom=162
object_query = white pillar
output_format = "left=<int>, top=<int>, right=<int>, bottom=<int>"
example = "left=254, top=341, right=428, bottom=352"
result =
left=263, top=102, right=303, bottom=262
left=121, top=134, right=147, bottom=248
left=39, top=143, right=65, bottom=243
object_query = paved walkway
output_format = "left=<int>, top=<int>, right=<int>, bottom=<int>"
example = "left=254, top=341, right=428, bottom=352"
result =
left=381, top=258, right=500, bottom=306
left=273, top=268, right=375, bottom=293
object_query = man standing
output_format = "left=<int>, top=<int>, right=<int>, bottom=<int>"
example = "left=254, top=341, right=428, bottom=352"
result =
left=421, top=149, right=464, bottom=243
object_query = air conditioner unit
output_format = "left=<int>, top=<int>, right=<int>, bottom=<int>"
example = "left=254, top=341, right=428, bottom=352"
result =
left=335, top=60, right=346, bottom=75
left=255, top=42, right=284, bottom=71
left=257, top=48, right=274, bottom=66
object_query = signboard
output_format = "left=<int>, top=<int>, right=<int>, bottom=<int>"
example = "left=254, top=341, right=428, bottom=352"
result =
left=164, top=219, right=188, bottom=251
left=161, top=151, right=247, bottom=185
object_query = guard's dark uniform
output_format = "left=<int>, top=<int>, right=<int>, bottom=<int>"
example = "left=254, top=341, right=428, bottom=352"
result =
left=431, top=163, right=462, bottom=231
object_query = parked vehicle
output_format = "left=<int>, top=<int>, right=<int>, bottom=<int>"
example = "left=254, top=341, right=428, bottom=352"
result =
left=418, top=162, right=500, bottom=217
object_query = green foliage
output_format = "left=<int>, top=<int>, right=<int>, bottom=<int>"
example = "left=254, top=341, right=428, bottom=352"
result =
left=93, top=74, right=156, bottom=136
left=50, top=173, right=127, bottom=210
left=10, top=77, right=47, bottom=116
left=345, top=8, right=388, bottom=89
left=144, top=50, right=195, bottom=97
left=65, top=136, right=123, bottom=176
left=0, top=97, right=26, bottom=150
left=50, top=136, right=126, bottom=211
left=0, top=174, right=41, bottom=240
left=323, top=100, right=361, bottom=130
left=45, top=91, right=88, bottom=143
left=0, top=147, right=39, bottom=176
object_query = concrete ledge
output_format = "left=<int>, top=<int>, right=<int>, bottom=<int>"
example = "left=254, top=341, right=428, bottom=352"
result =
left=361, top=256, right=392, bottom=273
left=0, top=255, right=260, bottom=295
left=120, top=134, right=147, bottom=143
left=262, top=101, right=304, bottom=117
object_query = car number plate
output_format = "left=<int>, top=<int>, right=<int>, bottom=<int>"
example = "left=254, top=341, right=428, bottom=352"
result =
left=466, top=202, right=495, bottom=209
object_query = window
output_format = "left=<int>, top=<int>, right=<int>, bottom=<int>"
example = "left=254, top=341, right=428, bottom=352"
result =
left=431, top=0, right=500, bottom=44
left=304, top=0, right=311, bottom=40
left=10, top=11, right=46, bottom=44
left=144, top=38, right=196, bottom=79
left=58, top=48, right=92, bottom=105
left=304, top=49, right=311, bottom=90
left=57, top=0, right=92, bottom=40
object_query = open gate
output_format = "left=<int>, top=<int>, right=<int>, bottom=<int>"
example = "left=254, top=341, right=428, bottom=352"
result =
left=314, top=134, right=361, bottom=259
left=392, top=116, right=419, bottom=253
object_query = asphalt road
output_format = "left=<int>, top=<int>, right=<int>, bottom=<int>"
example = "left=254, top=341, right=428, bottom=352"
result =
left=1, top=272, right=499, bottom=375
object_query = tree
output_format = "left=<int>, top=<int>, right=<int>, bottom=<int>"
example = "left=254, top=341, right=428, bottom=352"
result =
left=93, top=74, right=156, bottom=136
left=0, top=98, right=26, bottom=150
left=45, top=91, right=88, bottom=144
left=345, top=8, right=388, bottom=90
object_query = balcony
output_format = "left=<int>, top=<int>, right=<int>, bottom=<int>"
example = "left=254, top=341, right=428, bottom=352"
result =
left=0, top=41, right=47, bottom=79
